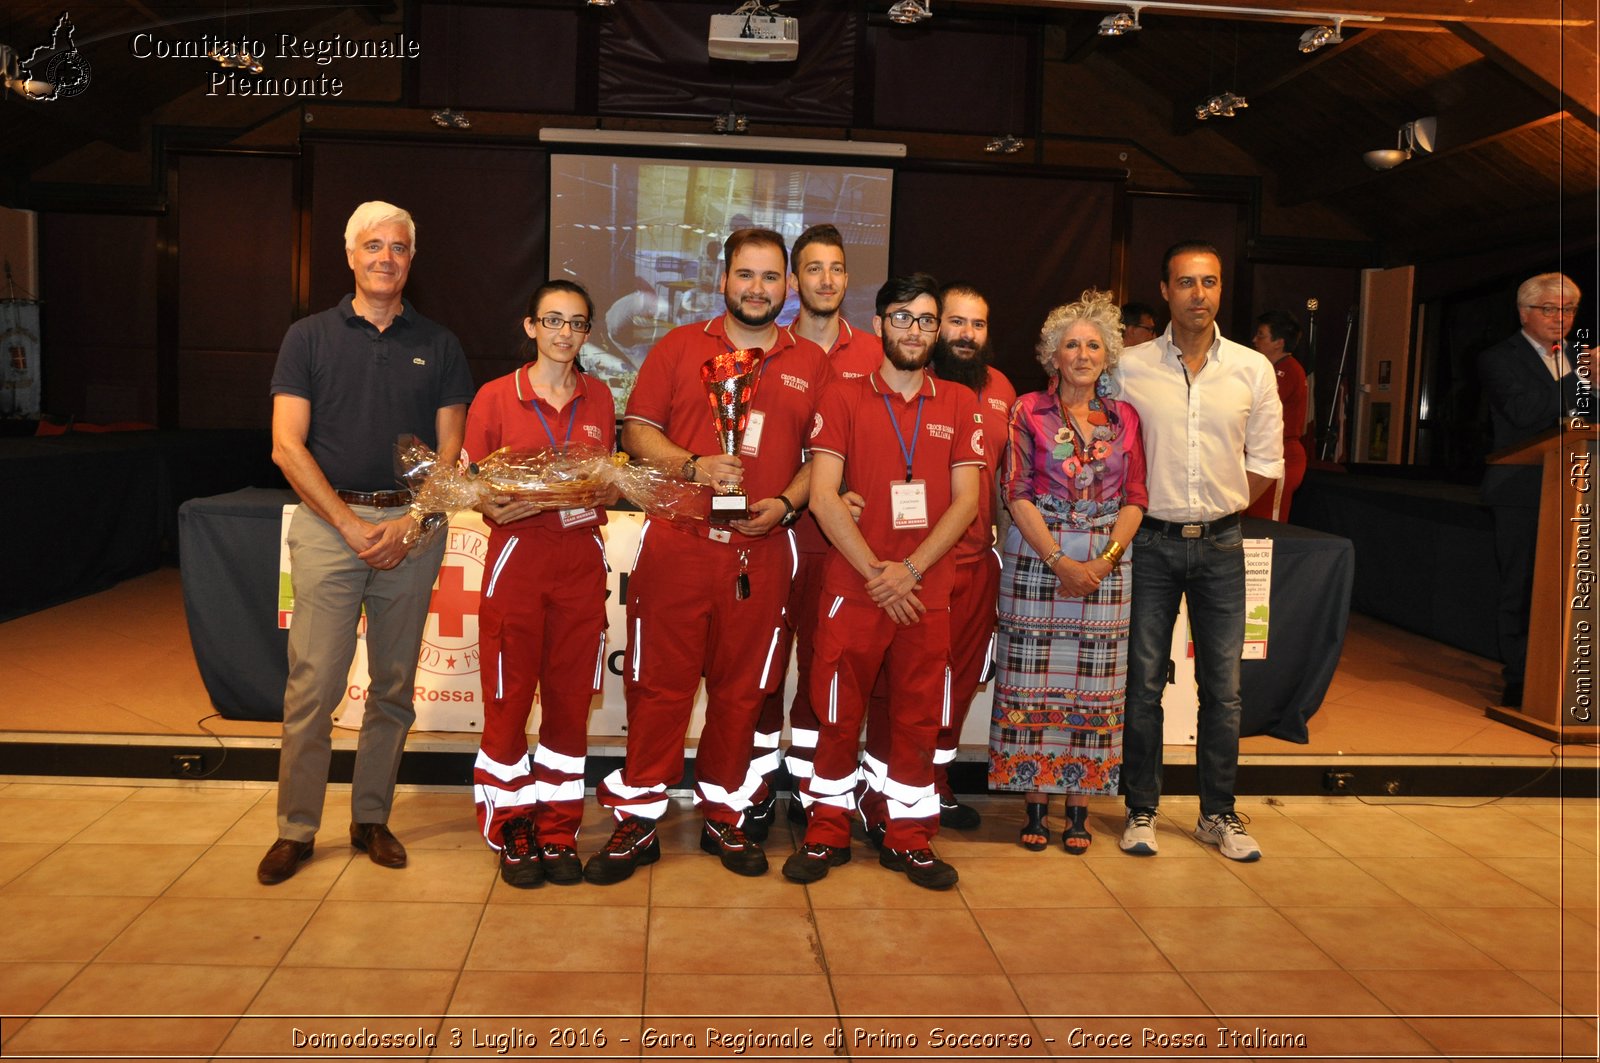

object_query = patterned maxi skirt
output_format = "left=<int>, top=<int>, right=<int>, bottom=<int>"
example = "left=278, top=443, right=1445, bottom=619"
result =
left=987, top=512, right=1130, bottom=796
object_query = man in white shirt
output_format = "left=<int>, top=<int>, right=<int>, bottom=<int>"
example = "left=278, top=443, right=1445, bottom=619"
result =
left=1115, top=241, right=1283, bottom=862
left=1479, top=272, right=1587, bottom=708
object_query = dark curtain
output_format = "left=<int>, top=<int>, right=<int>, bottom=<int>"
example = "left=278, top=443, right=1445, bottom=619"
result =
left=870, top=22, right=1032, bottom=135
left=177, top=154, right=296, bottom=429
left=890, top=170, right=1118, bottom=395
left=417, top=3, right=579, bottom=114
left=38, top=213, right=158, bottom=423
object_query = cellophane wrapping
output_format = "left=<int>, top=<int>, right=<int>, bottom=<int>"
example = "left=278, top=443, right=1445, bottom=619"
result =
left=395, top=437, right=705, bottom=546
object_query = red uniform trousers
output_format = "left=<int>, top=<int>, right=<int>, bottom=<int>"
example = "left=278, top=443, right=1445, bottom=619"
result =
left=598, top=522, right=793, bottom=825
left=473, top=525, right=607, bottom=849
left=860, top=551, right=998, bottom=822
left=752, top=545, right=825, bottom=789
left=803, top=596, right=951, bottom=852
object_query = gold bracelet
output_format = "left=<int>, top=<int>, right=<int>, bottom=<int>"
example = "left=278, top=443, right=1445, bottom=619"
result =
left=1098, top=539, right=1125, bottom=564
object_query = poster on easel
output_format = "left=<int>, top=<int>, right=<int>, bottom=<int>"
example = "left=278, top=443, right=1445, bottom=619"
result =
left=0, top=299, right=40, bottom=419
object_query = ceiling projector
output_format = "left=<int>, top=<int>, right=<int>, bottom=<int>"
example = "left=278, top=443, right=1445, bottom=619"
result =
left=708, top=11, right=799, bottom=62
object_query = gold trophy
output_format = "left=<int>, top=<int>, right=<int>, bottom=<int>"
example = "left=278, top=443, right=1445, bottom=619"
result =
left=701, top=348, right=762, bottom=522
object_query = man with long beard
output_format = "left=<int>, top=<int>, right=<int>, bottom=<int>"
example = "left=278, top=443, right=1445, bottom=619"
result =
left=586, top=228, right=831, bottom=883
left=784, top=273, right=982, bottom=890
left=743, top=224, right=880, bottom=839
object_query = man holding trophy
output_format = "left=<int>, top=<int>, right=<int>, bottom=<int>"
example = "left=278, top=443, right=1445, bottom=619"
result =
left=586, top=228, right=832, bottom=884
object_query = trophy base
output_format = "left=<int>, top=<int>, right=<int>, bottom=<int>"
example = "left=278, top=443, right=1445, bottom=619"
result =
left=709, top=493, right=749, bottom=523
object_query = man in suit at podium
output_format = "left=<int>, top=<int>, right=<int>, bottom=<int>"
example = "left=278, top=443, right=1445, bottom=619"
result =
left=1480, top=272, right=1586, bottom=709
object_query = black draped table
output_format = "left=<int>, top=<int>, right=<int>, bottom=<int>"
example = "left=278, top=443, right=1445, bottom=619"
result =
left=179, top=492, right=1353, bottom=741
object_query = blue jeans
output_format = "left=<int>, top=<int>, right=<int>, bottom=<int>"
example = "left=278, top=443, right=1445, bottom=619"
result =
left=1122, top=521, right=1246, bottom=817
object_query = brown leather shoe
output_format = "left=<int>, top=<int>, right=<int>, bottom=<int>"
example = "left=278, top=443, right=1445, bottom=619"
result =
left=257, top=838, right=314, bottom=885
left=350, top=822, right=407, bottom=868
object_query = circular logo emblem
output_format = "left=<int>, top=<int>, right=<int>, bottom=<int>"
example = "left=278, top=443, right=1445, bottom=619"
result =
left=810, top=412, right=823, bottom=439
left=418, top=518, right=488, bottom=678
left=971, top=428, right=986, bottom=456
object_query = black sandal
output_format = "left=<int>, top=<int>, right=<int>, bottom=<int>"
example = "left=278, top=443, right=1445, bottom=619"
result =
left=1020, top=800, right=1050, bottom=852
left=1063, top=804, right=1092, bottom=855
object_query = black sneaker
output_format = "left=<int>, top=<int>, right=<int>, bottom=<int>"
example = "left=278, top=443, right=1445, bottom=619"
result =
left=863, top=820, right=887, bottom=851
left=879, top=846, right=959, bottom=890
left=781, top=842, right=851, bottom=884
left=582, top=815, right=660, bottom=885
left=539, top=842, right=584, bottom=885
left=498, top=816, right=544, bottom=889
left=743, top=793, right=777, bottom=843
left=699, top=820, right=769, bottom=877
left=939, top=797, right=982, bottom=830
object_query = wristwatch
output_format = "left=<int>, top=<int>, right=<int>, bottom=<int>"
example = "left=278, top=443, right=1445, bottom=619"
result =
left=777, top=494, right=801, bottom=527
left=682, top=454, right=699, bottom=482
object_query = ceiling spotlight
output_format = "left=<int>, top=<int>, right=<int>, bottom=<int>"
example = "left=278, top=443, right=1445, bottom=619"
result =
left=985, top=133, right=1024, bottom=154
left=586, top=0, right=616, bottom=7
left=1194, top=91, right=1248, bottom=120
left=1097, top=8, right=1143, bottom=37
left=713, top=111, right=749, bottom=134
left=431, top=108, right=471, bottom=129
left=887, top=1, right=933, bottom=25
left=1362, top=116, right=1436, bottom=171
left=1297, top=19, right=1343, bottom=54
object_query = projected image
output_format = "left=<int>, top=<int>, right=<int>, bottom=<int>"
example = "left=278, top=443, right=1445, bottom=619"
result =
left=550, top=154, right=893, bottom=405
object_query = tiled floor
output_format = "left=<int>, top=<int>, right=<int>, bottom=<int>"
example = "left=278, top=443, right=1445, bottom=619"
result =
left=2, top=570, right=1598, bottom=1058
left=0, top=783, right=1595, bottom=1060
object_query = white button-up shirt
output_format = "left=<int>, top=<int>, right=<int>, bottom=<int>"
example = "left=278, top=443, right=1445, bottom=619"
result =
left=1116, top=324, right=1285, bottom=523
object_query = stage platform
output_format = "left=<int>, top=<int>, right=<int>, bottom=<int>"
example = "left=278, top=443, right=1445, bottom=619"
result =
left=3, top=567, right=1595, bottom=799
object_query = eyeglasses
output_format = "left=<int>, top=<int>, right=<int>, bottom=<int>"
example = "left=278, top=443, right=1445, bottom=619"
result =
left=537, top=314, right=592, bottom=332
left=884, top=309, right=939, bottom=332
left=1524, top=304, right=1577, bottom=318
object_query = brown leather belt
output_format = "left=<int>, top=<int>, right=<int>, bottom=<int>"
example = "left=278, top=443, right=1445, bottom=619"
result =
left=336, top=488, right=412, bottom=508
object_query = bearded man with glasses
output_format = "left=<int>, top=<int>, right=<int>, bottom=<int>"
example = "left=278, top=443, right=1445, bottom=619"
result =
left=1481, top=271, right=1589, bottom=708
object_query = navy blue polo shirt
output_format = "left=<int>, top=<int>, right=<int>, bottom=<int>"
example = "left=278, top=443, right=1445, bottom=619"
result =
left=270, top=295, right=476, bottom=493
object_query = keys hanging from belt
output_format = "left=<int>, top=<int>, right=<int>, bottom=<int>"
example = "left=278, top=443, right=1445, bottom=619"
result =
left=735, top=549, right=751, bottom=601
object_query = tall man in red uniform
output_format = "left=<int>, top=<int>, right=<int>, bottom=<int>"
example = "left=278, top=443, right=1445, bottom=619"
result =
left=784, top=273, right=982, bottom=891
left=586, top=228, right=831, bottom=884
left=744, top=223, right=882, bottom=838
left=859, top=283, right=1013, bottom=837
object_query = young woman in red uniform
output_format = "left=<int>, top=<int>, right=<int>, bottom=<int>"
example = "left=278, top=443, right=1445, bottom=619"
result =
left=466, top=280, right=616, bottom=888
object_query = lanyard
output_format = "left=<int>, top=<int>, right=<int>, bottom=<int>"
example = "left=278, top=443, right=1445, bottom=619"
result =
left=527, top=374, right=581, bottom=452
left=882, top=392, right=925, bottom=482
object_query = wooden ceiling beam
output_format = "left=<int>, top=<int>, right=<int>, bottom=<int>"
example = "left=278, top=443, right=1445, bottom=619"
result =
left=953, top=1, right=1591, bottom=31
left=1450, top=20, right=1599, bottom=130
left=1283, top=112, right=1564, bottom=207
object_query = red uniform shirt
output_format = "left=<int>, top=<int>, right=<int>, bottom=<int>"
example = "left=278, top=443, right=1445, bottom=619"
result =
left=810, top=371, right=984, bottom=608
left=463, top=366, right=616, bottom=531
left=948, top=364, right=1016, bottom=564
left=625, top=316, right=831, bottom=536
left=796, top=316, right=887, bottom=555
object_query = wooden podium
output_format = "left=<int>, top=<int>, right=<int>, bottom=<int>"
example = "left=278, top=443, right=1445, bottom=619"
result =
left=1485, top=422, right=1600, bottom=742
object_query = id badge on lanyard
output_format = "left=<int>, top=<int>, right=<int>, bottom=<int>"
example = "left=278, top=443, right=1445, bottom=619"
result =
left=891, top=479, right=929, bottom=529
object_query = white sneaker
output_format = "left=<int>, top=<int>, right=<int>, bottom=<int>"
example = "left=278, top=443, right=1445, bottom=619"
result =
left=1120, top=808, right=1159, bottom=855
left=1194, top=812, right=1262, bottom=862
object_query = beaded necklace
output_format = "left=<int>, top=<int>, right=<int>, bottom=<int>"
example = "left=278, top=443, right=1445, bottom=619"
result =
left=1051, top=382, right=1116, bottom=497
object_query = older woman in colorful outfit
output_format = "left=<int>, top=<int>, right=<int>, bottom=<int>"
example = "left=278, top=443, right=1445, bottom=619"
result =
left=988, top=289, right=1147, bottom=853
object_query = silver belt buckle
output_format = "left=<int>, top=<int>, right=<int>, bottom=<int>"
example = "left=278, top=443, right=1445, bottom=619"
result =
left=1181, top=523, right=1203, bottom=539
